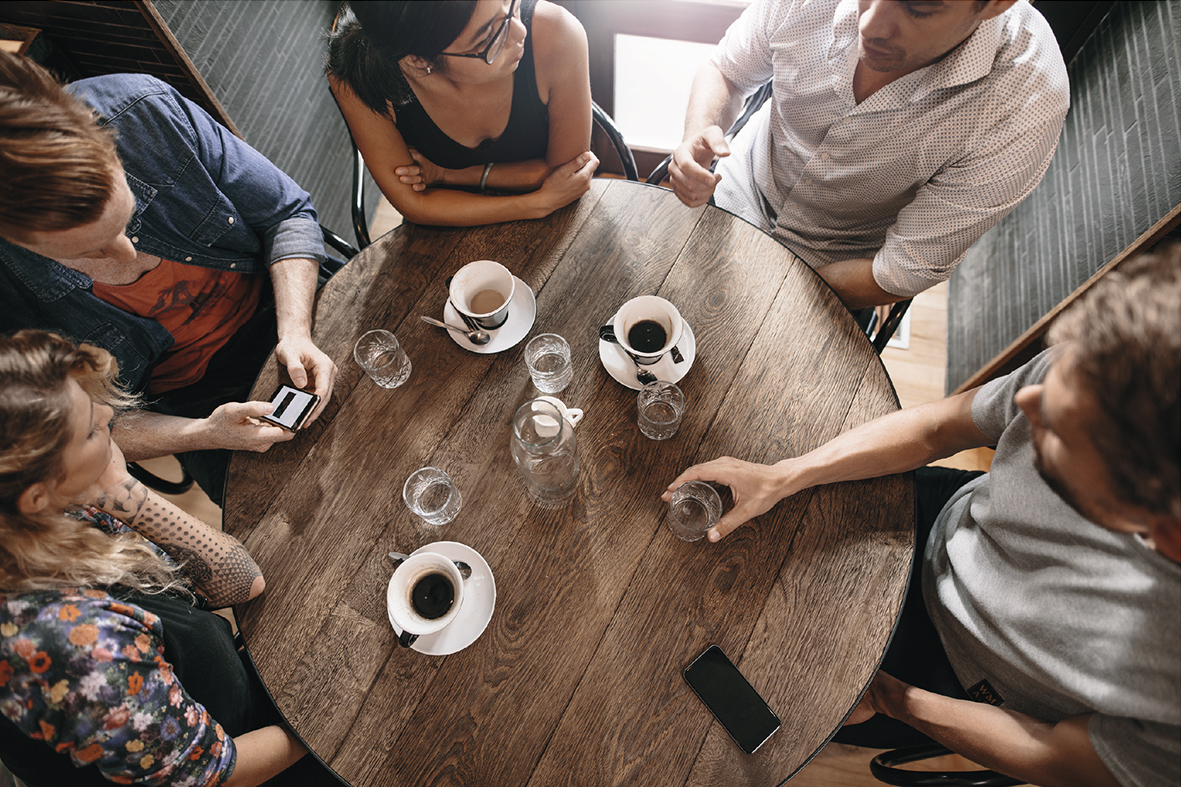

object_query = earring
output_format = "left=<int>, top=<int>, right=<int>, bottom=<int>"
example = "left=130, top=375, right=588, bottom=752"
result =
left=425, top=65, right=432, bottom=75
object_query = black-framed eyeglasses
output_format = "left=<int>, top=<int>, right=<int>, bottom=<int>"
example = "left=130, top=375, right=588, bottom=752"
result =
left=438, top=0, right=520, bottom=66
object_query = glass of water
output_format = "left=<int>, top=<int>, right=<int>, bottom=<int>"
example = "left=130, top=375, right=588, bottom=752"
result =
left=402, top=467, right=462, bottom=526
left=636, top=380, right=685, bottom=440
left=524, top=333, right=573, bottom=393
left=354, top=329, right=412, bottom=388
left=667, top=481, right=722, bottom=541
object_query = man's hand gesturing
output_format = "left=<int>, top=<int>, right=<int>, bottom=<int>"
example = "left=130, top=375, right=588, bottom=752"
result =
left=669, top=126, right=730, bottom=208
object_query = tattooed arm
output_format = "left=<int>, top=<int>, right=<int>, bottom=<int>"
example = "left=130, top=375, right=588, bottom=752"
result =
left=87, top=445, right=265, bottom=608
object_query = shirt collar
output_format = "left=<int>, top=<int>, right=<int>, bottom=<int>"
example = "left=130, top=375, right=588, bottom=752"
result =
left=915, top=12, right=1006, bottom=99
left=828, top=0, right=1010, bottom=102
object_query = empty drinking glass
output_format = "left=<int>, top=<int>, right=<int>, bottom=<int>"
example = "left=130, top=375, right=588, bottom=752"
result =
left=667, top=481, right=722, bottom=541
left=524, top=334, right=573, bottom=393
left=403, top=467, right=462, bottom=526
left=636, top=380, right=685, bottom=440
left=354, top=329, right=412, bottom=388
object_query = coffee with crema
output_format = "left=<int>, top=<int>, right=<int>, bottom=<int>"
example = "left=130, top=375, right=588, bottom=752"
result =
left=627, top=320, right=667, bottom=354
left=469, top=288, right=507, bottom=315
left=410, top=572, right=455, bottom=620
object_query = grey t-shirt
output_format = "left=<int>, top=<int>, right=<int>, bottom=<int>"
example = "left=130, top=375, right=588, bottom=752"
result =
left=924, top=349, right=1180, bottom=786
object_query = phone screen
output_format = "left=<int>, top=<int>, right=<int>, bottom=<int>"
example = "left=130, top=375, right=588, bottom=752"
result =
left=683, top=645, right=781, bottom=754
left=260, top=385, right=320, bottom=431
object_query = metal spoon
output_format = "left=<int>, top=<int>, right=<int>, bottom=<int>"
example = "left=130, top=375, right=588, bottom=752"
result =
left=387, top=551, right=472, bottom=580
left=598, top=325, right=657, bottom=385
left=421, top=315, right=490, bottom=346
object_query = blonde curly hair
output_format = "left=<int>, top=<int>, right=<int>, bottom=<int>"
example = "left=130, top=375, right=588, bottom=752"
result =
left=0, top=330, right=184, bottom=594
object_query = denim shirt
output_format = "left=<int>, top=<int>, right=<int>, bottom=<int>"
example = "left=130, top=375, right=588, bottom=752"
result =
left=0, top=74, right=324, bottom=391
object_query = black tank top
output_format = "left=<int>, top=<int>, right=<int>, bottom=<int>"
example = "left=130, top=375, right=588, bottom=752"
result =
left=394, top=0, right=549, bottom=169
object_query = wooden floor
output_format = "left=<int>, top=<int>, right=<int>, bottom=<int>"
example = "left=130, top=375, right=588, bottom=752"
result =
left=141, top=197, right=1000, bottom=786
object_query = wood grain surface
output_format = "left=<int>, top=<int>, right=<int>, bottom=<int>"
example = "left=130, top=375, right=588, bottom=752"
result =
left=225, top=180, right=914, bottom=787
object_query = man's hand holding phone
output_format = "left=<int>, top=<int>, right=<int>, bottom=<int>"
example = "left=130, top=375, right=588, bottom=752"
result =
left=204, top=400, right=297, bottom=452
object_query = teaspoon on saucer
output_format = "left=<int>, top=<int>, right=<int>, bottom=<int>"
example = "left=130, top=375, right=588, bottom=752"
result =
left=421, top=315, right=490, bottom=346
left=598, top=325, right=657, bottom=385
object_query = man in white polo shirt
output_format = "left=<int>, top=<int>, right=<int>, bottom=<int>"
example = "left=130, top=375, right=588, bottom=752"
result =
left=669, top=0, right=1069, bottom=309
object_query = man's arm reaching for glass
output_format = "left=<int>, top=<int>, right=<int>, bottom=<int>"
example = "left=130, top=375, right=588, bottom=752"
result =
left=662, top=389, right=989, bottom=541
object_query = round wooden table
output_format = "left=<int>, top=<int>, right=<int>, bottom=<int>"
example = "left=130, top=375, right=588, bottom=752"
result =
left=225, top=179, right=914, bottom=787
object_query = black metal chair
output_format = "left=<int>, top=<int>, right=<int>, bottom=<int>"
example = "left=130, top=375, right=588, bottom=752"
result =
left=870, top=745, right=1024, bottom=786
left=344, top=100, right=637, bottom=252
left=591, top=100, right=638, bottom=182
left=644, top=81, right=773, bottom=188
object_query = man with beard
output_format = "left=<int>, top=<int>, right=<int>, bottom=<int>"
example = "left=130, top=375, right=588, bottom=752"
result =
left=663, top=246, right=1180, bottom=787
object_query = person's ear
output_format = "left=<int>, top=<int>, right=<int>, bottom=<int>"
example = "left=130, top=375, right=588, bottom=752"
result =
left=17, top=482, right=54, bottom=515
left=1147, top=516, right=1181, bottom=564
left=400, top=55, right=434, bottom=76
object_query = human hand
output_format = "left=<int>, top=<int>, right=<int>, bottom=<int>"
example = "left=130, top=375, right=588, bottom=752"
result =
left=274, top=335, right=337, bottom=424
left=401, top=148, right=444, bottom=190
left=538, top=151, right=599, bottom=211
left=846, top=670, right=910, bottom=726
left=661, top=456, right=794, bottom=542
left=668, top=126, right=729, bottom=208
left=203, top=401, right=296, bottom=452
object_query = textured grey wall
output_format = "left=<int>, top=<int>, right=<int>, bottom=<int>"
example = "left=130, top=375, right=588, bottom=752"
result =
left=947, top=0, right=1181, bottom=392
left=153, top=0, right=379, bottom=247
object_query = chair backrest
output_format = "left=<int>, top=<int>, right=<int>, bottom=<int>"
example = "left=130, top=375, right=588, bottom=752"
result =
left=870, top=745, right=1025, bottom=787
left=645, top=81, right=773, bottom=187
left=591, top=101, right=638, bottom=181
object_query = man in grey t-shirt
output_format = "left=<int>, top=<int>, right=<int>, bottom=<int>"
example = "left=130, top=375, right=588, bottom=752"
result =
left=664, top=247, right=1180, bottom=787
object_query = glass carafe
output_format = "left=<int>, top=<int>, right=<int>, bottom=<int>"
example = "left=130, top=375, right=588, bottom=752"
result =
left=511, top=399, right=579, bottom=508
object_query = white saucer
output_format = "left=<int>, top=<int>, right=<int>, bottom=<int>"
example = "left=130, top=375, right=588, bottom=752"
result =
left=386, top=541, right=496, bottom=656
left=598, top=320, right=696, bottom=390
left=443, top=276, right=536, bottom=354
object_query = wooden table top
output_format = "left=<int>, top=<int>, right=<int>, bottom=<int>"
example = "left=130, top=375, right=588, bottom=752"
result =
left=225, top=179, right=914, bottom=787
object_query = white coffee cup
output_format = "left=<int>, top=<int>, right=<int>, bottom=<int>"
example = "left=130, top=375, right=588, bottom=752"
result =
left=387, top=552, right=466, bottom=646
left=612, top=296, right=684, bottom=365
left=449, top=260, right=515, bottom=330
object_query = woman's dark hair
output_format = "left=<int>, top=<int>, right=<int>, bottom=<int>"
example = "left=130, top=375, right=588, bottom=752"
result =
left=327, top=1, right=479, bottom=115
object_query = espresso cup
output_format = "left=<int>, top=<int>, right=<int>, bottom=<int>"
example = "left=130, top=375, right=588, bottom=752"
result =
left=449, top=260, right=515, bottom=330
left=388, top=552, right=466, bottom=648
left=612, top=296, right=684, bottom=365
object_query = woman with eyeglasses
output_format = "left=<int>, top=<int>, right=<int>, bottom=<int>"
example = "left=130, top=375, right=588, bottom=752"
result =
left=327, top=0, right=598, bottom=228
left=0, top=331, right=331, bottom=786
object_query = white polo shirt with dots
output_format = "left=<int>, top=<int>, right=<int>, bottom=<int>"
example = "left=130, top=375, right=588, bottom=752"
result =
left=711, top=0, right=1069, bottom=297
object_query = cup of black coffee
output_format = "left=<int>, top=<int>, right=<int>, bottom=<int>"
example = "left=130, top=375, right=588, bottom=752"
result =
left=387, top=552, right=466, bottom=647
left=611, top=296, right=685, bottom=365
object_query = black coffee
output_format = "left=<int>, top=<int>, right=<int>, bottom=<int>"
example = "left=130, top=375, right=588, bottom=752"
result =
left=627, top=320, right=667, bottom=354
left=411, top=572, right=455, bottom=620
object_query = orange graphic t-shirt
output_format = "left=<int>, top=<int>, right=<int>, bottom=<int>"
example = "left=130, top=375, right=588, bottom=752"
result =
left=92, top=258, right=264, bottom=394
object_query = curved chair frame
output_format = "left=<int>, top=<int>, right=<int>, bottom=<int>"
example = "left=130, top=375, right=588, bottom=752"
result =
left=870, top=745, right=1024, bottom=787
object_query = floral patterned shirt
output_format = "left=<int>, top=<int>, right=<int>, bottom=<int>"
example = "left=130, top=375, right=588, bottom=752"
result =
left=0, top=509, right=236, bottom=785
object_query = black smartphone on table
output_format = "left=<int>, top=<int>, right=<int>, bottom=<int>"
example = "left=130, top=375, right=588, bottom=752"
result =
left=260, top=384, right=321, bottom=432
left=683, top=644, right=781, bottom=754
